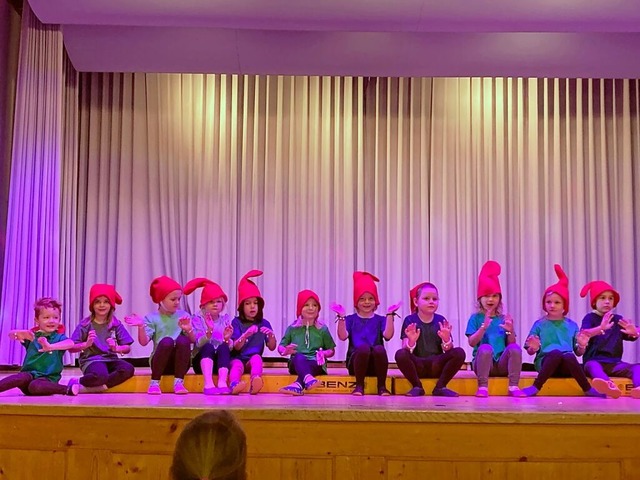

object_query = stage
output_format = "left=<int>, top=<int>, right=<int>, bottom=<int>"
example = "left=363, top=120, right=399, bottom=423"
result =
left=1, top=386, right=640, bottom=480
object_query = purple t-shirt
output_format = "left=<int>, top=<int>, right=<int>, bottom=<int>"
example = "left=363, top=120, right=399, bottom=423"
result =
left=345, top=313, right=386, bottom=366
left=71, top=316, right=134, bottom=370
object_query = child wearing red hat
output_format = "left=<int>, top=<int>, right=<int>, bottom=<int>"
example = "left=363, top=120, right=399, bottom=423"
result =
left=184, top=278, right=234, bottom=395
left=278, top=290, right=336, bottom=395
left=465, top=261, right=524, bottom=397
left=395, top=282, right=466, bottom=397
left=579, top=280, right=640, bottom=399
left=228, top=270, right=277, bottom=395
left=125, top=276, right=196, bottom=395
left=70, top=284, right=135, bottom=392
left=333, top=271, right=397, bottom=396
left=1, top=297, right=79, bottom=396
left=522, top=265, right=604, bottom=397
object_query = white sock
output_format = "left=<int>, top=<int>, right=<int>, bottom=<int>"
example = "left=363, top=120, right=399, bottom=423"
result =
left=508, top=385, right=520, bottom=391
left=149, top=379, right=160, bottom=387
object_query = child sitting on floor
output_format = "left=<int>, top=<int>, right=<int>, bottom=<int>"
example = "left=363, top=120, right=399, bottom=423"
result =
left=522, top=265, right=604, bottom=398
left=579, top=280, right=640, bottom=399
left=278, top=290, right=336, bottom=396
left=0, top=297, right=79, bottom=396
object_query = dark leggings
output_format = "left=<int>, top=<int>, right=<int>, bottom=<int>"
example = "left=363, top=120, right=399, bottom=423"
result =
left=81, top=360, right=135, bottom=388
left=151, top=336, right=191, bottom=380
left=348, top=344, right=389, bottom=389
left=395, top=347, right=466, bottom=389
left=192, top=342, right=231, bottom=374
left=288, top=353, right=325, bottom=386
left=0, top=372, right=68, bottom=396
left=533, top=350, right=591, bottom=391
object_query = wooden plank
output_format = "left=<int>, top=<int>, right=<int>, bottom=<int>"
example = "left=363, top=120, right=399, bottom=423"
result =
left=335, top=455, right=387, bottom=479
left=0, top=450, right=65, bottom=480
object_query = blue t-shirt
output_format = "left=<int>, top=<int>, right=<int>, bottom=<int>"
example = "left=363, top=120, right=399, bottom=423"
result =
left=465, top=312, right=508, bottom=361
left=527, top=317, right=579, bottom=371
left=400, top=313, right=447, bottom=359
left=231, top=317, right=274, bottom=361
left=344, top=313, right=386, bottom=366
left=581, top=312, right=637, bottom=364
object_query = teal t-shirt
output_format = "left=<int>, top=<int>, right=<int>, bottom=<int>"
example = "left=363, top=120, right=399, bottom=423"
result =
left=465, top=312, right=508, bottom=361
left=20, top=331, right=68, bottom=382
left=527, top=317, right=579, bottom=371
left=279, top=323, right=336, bottom=373
left=144, top=309, right=191, bottom=359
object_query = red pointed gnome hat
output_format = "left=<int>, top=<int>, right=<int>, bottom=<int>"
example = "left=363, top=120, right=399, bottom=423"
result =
left=149, top=276, right=182, bottom=304
left=296, top=289, right=321, bottom=317
left=543, top=264, right=570, bottom=314
left=477, top=261, right=502, bottom=298
left=580, top=280, right=620, bottom=309
left=353, top=271, right=380, bottom=307
left=409, top=282, right=433, bottom=313
left=89, top=284, right=123, bottom=311
left=184, top=277, right=228, bottom=307
left=237, top=270, right=263, bottom=307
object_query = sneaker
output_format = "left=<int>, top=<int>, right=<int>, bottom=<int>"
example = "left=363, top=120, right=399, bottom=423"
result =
left=475, top=387, right=489, bottom=398
left=250, top=376, right=264, bottom=395
left=521, top=386, right=539, bottom=397
left=508, top=387, right=527, bottom=398
left=66, top=378, right=80, bottom=396
left=147, top=383, right=162, bottom=395
left=351, top=385, right=365, bottom=396
left=279, top=382, right=304, bottom=396
left=406, top=386, right=425, bottom=397
left=432, top=387, right=459, bottom=397
left=584, top=387, right=607, bottom=398
left=174, top=381, right=189, bottom=395
left=203, top=386, right=219, bottom=396
left=591, top=378, right=622, bottom=399
left=304, top=378, right=320, bottom=391
left=630, top=386, right=640, bottom=399
left=229, top=380, right=246, bottom=395
left=378, top=387, right=392, bottom=396
left=79, top=384, right=108, bottom=394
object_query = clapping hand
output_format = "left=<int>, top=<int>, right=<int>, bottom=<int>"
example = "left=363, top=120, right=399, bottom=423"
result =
left=37, top=337, right=53, bottom=353
left=106, top=337, right=117, bottom=351
left=282, top=343, right=297, bottom=356
left=437, top=319, right=452, bottom=343
left=619, top=319, right=639, bottom=337
left=500, top=314, right=514, bottom=334
left=178, top=317, right=193, bottom=332
left=386, top=301, right=402, bottom=315
left=600, top=311, right=615, bottom=332
left=526, top=335, right=541, bottom=352
left=576, top=330, right=590, bottom=349
left=124, top=314, right=144, bottom=327
left=330, top=302, right=346, bottom=317
left=86, top=329, right=97, bottom=348
left=405, top=323, right=421, bottom=343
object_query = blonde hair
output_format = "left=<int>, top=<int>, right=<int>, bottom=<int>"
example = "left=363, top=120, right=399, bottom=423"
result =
left=170, top=411, right=247, bottom=480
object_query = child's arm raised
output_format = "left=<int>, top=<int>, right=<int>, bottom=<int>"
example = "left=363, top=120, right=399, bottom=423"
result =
left=260, top=325, right=277, bottom=351
left=8, top=330, right=35, bottom=343
left=467, top=314, right=491, bottom=347
left=383, top=302, right=401, bottom=340
left=124, top=314, right=151, bottom=346
left=37, top=337, right=74, bottom=352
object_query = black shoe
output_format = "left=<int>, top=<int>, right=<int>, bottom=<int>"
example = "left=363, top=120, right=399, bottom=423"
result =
left=432, top=387, right=459, bottom=397
left=406, top=386, right=425, bottom=397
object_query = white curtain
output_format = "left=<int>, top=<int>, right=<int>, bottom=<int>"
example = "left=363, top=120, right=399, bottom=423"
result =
left=56, top=74, right=640, bottom=362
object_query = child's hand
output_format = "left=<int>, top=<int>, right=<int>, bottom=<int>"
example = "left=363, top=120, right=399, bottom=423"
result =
left=437, top=320, right=452, bottom=342
left=386, top=301, right=402, bottom=315
left=405, top=323, right=421, bottom=343
left=106, top=337, right=117, bottom=351
left=245, top=325, right=259, bottom=338
left=316, top=348, right=326, bottom=366
left=526, top=335, right=541, bottom=352
left=178, top=317, right=193, bottom=332
left=85, top=330, right=97, bottom=348
left=282, top=343, right=297, bottom=356
left=330, top=302, right=346, bottom=317
left=223, top=325, right=234, bottom=341
left=124, top=314, right=144, bottom=327
left=618, top=319, right=639, bottom=337
left=482, top=314, right=492, bottom=330
left=600, top=311, right=615, bottom=331
left=576, top=330, right=590, bottom=349
left=500, top=314, right=514, bottom=334
left=9, top=331, right=34, bottom=343
left=260, top=326, right=274, bottom=339
left=37, top=337, right=53, bottom=352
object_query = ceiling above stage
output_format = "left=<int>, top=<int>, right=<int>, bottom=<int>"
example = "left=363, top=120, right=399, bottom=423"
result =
left=28, top=0, right=640, bottom=77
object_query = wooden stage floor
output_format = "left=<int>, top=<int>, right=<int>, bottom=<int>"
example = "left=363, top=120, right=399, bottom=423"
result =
left=1, top=389, right=640, bottom=480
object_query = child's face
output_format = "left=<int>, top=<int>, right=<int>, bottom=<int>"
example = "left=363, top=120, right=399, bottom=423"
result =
left=161, top=290, right=182, bottom=314
left=595, top=291, right=616, bottom=314
left=356, top=293, right=376, bottom=315
left=544, top=293, right=564, bottom=317
left=414, top=287, right=439, bottom=315
left=34, top=307, right=62, bottom=333
left=300, top=298, right=319, bottom=322
left=203, top=297, right=226, bottom=316
left=242, top=297, right=260, bottom=320
left=480, top=294, right=501, bottom=314
left=92, top=296, right=112, bottom=317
